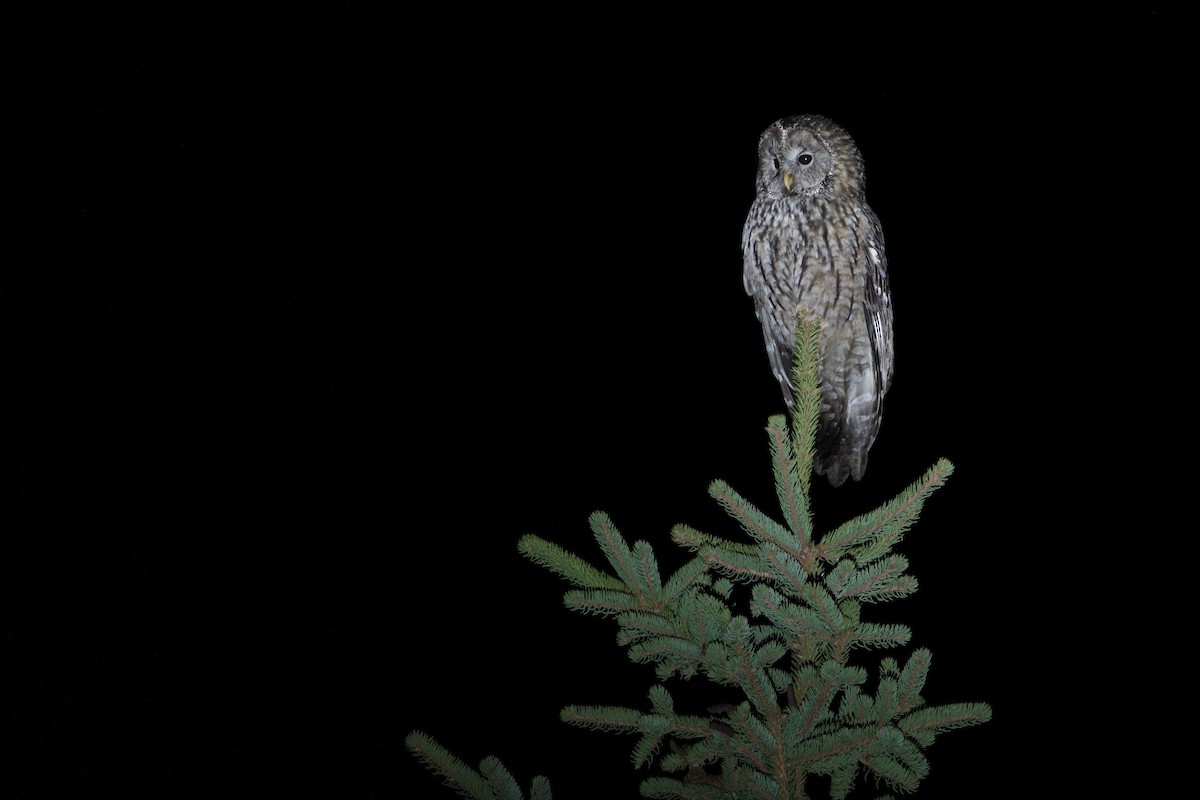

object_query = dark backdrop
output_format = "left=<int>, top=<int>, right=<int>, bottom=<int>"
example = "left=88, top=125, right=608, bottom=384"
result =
left=5, top=8, right=1190, bottom=798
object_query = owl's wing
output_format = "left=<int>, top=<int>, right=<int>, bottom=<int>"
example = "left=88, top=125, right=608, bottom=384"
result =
left=742, top=215, right=799, bottom=409
left=820, top=207, right=893, bottom=486
left=863, top=207, right=893, bottom=397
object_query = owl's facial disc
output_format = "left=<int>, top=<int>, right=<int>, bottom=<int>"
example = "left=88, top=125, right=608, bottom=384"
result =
left=778, top=128, right=832, bottom=195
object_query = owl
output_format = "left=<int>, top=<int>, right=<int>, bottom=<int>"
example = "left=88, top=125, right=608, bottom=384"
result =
left=742, top=115, right=893, bottom=487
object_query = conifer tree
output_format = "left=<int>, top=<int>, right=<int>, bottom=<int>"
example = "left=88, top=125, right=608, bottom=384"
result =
left=407, top=313, right=990, bottom=798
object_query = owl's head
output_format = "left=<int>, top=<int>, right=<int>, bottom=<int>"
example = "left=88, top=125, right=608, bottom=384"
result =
left=754, top=115, right=866, bottom=200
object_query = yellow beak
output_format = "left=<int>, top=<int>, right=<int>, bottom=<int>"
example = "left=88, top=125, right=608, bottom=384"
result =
left=783, top=171, right=794, bottom=192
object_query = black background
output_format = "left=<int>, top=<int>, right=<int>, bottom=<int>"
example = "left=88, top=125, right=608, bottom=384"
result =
left=5, top=7, right=1191, bottom=798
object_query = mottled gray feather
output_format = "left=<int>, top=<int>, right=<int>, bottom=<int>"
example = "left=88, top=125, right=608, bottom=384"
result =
left=742, top=115, right=894, bottom=487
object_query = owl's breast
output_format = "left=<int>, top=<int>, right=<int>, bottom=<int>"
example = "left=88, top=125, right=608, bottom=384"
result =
left=746, top=197, right=867, bottom=329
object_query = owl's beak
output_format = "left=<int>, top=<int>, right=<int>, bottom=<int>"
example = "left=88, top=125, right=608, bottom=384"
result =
left=782, top=171, right=794, bottom=192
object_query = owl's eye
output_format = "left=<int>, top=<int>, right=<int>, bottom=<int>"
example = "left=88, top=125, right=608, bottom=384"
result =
left=798, top=154, right=813, bottom=166
left=771, top=157, right=780, bottom=172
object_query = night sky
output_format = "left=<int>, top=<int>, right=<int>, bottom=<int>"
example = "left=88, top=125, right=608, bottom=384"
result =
left=6, top=9, right=1191, bottom=798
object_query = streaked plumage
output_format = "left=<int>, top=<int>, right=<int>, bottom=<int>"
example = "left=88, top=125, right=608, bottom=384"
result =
left=742, top=115, right=893, bottom=487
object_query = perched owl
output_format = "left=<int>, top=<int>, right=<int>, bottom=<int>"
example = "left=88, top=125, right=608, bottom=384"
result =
left=742, top=115, right=893, bottom=487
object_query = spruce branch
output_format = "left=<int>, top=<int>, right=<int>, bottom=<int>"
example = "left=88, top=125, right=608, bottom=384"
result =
left=709, top=479, right=803, bottom=560
left=405, top=731, right=553, bottom=800
left=517, top=534, right=625, bottom=591
left=409, top=314, right=989, bottom=798
left=758, top=547, right=809, bottom=598
left=670, top=524, right=757, bottom=558
left=562, top=588, right=646, bottom=617
left=786, top=309, right=824, bottom=503
left=589, top=511, right=652, bottom=602
left=898, top=702, right=994, bottom=747
left=661, top=558, right=711, bottom=604
left=823, top=556, right=916, bottom=604
left=767, top=414, right=812, bottom=547
left=818, top=459, right=954, bottom=565
left=560, top=704, right=643, bottom=734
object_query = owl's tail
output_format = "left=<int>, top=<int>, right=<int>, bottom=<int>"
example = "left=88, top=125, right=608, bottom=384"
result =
left=814, top=446, right=866, bottom=488
left=810, top=388, right=879, bottom=488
